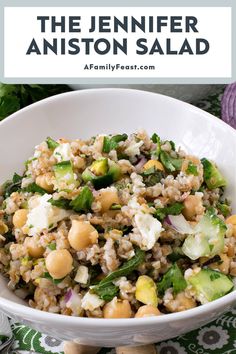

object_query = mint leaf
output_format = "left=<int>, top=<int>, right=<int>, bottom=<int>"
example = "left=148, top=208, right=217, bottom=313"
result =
left=154, top=202, right=184, bottom=221
left=157, top=263, right=187, bottom=296
left=103, top=134, right=128, bottom=153
left=70, top=186, right=93, bottom=213
left=46, top=137, right=59, bottom=150
left=23, top=183, right=48, bottom=195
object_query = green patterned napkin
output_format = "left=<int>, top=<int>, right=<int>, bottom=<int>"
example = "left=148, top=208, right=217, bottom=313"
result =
left=8, top=309, right=236, bottom=354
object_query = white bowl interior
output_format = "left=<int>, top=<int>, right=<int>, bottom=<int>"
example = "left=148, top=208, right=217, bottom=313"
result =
left=0, top=89, right=235, bottom=345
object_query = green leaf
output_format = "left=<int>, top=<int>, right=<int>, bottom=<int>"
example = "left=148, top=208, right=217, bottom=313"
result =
left=49, top=198, right=71, bottom=209
left=3, top=173, right=23, bottom=198
left=151, top=133, right=160, bottom=143
left=46, top=137, right=59, bottom=150
left=0, top=84, right=71, bottom=120
left=141, top=166, right=164, bottom=187
left=157, top=263, right=187, bottom=296
left=100, top=248, right=145, bottom=285
left=154, top=202, right=184, bottom=221
left=92, top=282, right=119, bottom=301
left=92, top=248, right=145, bottom=301
left=47, top=243, right=56, bottom=251
left=0, top=95, right=21, bottom=120
left=160, top=151, right=182, bottom=172
left=186, top=162, right=198, bottom=176
left=151, top=134, right=161, bottom=158
left=102, top=134, right=128, bottom=153
left=23, top=183, right=48, bottom=195
left=169, top=141, right=176, bottom=151
left=216, top=202, right=231, bottom=217
left=70, top=186, right=93, bottom=213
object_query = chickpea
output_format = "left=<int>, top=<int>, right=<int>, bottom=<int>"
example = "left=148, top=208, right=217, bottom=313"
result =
left=73, top=156, right=86, bottom=170
left=45, top=249, right=73, bottom=279
left=36, top=173, right=54, bottom=193
left=227, top=243, right=235, bottom=258
left=13, top=209, right=28, bottom=228
left=97, top=188, right=120, bottom=213
left=24, top=237, right=44, bottom=258
left=182, top=195, right=204, bottom=221
left=135, top=305, right=161, bottom=318
left=68, top=220, right=98, bottom=251
left=226, top=215, right=236, bottom=237
left=143, top=159, right=164, bottom=172
left=165, top=292, right=196, bottom=313
left=103, top=298, right=132, bottom=319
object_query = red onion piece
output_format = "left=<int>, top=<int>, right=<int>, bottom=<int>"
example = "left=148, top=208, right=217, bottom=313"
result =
left=64, top=289, right=72, bottom=303
left=166, top=214, right=194, bottom=235
left=221, top=83, right=236, bottom=129
left=164, top=215, right=172, bottom=226
left=135, top=156, right=147, bottom=172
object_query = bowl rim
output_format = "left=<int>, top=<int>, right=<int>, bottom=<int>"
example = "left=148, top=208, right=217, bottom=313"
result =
left=0, top=87, right=235, bottom=326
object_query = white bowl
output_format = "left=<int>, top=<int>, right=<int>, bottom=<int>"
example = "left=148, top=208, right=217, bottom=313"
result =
left=70, top=84, right=225, bottom=103
left=0, top=89, right=235, bottom=347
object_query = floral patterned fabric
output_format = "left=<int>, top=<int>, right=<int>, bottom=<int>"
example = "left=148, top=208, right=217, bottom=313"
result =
left=8, top=310, right=236, bottom=354
left=3, top=87, right=236, bottom=354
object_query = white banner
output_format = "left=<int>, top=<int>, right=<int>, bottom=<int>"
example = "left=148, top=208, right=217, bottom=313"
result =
left=4, top=7, right=232, bottom=79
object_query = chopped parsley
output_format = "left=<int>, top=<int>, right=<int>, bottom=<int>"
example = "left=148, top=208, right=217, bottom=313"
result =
left=186, top=162, right=198, bottom=176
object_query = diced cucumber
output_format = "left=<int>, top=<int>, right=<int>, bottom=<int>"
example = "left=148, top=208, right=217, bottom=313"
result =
left=90, top=158, right=109, bottom=176
left=82, top=158, right=121, bottom=190
left=182, top=212, right=226, bottom=260
left=188, top=269, right=234, bottom=303
left=53, top=160, right=78, bottom=190
left=201, top=158, right=227, bottom=190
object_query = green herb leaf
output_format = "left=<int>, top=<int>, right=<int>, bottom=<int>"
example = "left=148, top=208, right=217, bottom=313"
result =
left=151, top=133, right=160, bottom=144
left=3, top=173, right=23, bottom=198
left=160, top=151, right=182, bottom=172
left=154, top=202, right=184, bottom=221
left=70, top=186, right=93, bottom=213
left=23, top=183, right=48, bottom=195
left=0, top=95, right=20, bottom=120
left=141, top=166, right=164, bottom=187
left=169, top=141, right=176, bottom=151
left=216, top=202, right=231, bottom=218
left=46, top=137, right=59, bottom=150
left=102, top=134, right=128, bottom=153
left=0, top=84, right=71, bottom=120
left=186, top=162, right=198, bottom=176
left=157, top=263, right=187, bottom=296
left=92, top=282, right=119, bottom=301
left=151, top=134, right=161, bottom=158
left=92, top=248, right=145, bottom=301
left=49, top=198, right=71, bottom=209
left=47, top=243, right=56, bottom=251
left=100, top=248, right=145, bottom=285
